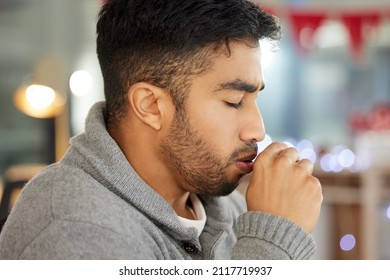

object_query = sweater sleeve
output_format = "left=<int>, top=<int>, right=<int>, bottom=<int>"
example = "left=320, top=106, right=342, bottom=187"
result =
left=232, top=211, right=316, bottom=260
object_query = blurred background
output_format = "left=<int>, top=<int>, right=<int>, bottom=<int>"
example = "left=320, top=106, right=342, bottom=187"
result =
left=0, top=0, right=389, bottom=259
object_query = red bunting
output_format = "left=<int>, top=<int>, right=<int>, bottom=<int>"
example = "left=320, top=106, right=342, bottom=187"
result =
left=260, top=4, right=389, bottom=59
left=349, top=104, right=390, bottom=132
left=289, top=10, right=326, bottom=52
left=341, top=11, right=381, bottom=58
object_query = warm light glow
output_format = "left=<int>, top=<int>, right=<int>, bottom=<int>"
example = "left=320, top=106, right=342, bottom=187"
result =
left=25, top=85, right=56, bottom=109
left=69, top=70, right=93, bottom=97
left=14, top=84, right=65, bottom=119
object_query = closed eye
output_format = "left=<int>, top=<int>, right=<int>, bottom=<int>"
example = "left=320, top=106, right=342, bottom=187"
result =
left=226, top=100, right=243, bottom=109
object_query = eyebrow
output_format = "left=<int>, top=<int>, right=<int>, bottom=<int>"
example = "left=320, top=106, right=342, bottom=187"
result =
left=215, top=79, right=265, bottom=94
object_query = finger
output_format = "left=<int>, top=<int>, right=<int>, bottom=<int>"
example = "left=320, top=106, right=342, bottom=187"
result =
left=296, top=159, right=314, bottom=174
left=277, top=147, right=300, bottom=163
left=258, top=142, right=288, bottom=158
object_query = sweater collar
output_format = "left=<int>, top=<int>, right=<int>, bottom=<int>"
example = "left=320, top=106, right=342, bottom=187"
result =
left=64, top=102, right=236, bottom=244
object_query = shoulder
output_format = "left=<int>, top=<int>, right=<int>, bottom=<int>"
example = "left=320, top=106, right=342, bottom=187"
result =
left=17, top=219, right=155, bottom=259
left=0, top=163, right=160, bottom=259
left=27, top=162, right=154, bottom=236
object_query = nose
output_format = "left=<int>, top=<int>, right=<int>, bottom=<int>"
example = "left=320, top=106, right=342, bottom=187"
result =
left=239, top=104, right=265, bottom=143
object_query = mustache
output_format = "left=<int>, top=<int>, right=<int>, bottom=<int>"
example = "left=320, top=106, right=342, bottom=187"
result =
left=229, top=142, right=258, bottom=161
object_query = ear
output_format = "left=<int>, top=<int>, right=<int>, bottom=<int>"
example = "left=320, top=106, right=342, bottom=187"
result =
left=128, top=82, right=169, bottom=131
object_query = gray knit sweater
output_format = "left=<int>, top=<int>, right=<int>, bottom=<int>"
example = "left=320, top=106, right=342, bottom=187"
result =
left=0, top=102, right=315, bottom=259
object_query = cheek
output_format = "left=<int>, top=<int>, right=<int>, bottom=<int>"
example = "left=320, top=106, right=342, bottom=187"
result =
left=189, top=102, right=240, bottom=152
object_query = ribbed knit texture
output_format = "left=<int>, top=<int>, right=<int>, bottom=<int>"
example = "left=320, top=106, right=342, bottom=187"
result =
left=0, top=102, right=315, bottom=259
left=233, top=212, right=315, bottom=259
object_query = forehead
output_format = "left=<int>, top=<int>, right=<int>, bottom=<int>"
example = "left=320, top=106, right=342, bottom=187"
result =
left=195, top=42, right=264, bottom=91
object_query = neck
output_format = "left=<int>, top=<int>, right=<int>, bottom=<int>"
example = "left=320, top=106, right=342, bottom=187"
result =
left=172, top=192, right=197, bottom=220
left=108, top=121, right=195, bottom=219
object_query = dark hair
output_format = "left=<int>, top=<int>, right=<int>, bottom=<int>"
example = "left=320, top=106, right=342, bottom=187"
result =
left=96, top=0, right=281, bottom=127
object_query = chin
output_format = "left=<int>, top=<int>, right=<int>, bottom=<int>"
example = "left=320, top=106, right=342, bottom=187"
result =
left=210, top=179, right=241, bottom=197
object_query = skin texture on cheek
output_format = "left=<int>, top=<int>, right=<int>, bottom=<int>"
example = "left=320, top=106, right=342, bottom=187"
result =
left=160, top=106, right=258, bottom=197
left=160, top=108, right=237, bottom=196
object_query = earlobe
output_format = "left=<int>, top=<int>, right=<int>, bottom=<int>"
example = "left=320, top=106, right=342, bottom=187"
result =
left=128, top=82, right=164, bottom=131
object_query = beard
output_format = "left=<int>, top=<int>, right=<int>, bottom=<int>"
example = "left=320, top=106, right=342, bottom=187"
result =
left=160, top=108, right=258, bottom=197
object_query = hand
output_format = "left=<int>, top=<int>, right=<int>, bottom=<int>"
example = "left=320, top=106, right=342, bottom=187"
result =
left=246, top=142, right=323, bottom=233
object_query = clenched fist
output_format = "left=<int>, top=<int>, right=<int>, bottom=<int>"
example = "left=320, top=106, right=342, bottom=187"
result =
left=246, top=142, right=323, bottom=233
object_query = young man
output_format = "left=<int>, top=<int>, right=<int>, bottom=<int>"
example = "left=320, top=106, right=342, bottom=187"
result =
left=0, top=0, right=322, bottom=259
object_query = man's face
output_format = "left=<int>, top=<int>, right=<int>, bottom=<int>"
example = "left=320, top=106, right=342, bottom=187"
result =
left=160, top=42, right=266, bottom=196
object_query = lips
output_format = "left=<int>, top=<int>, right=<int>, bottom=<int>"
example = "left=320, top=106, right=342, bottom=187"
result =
left=236, top=153, right=257, bottom=174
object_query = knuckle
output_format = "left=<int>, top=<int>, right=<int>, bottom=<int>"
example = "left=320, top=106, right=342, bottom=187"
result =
left=310, top=177, right=323, bottom=197
left=285, top=147, right=300, bottom=157
left=312, top=176, right=322, bottom=189
left=275, top=153, right=292, bottom=167
left=300, top=158, right=313, bottom=167
left=271, top=142, right=287, bottom=150
left=293, top=164, right=309, bottom=178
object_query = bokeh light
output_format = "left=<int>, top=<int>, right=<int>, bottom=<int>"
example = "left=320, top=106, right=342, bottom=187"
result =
left=300, top=148, right=317, bottom=163
left=320, top=154, right=333, bottom=172
left=338, top=148, right=355, bottom=168
left=282, top=138, right=297, bottom=148
left=340, top=234, right=356, bottom=251
left=297, top=139, right=314, bottom=152
left=69, top=70, right=93, bottom=97
left=25, top=84, right=55, bottom=109
left=319, top=144, right=361, bottom=173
